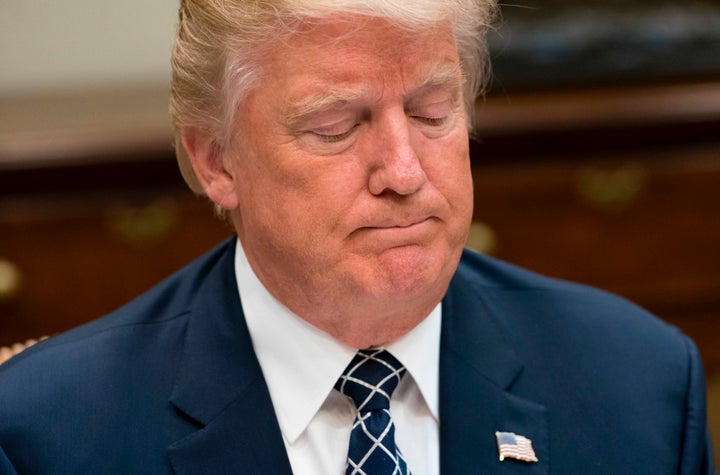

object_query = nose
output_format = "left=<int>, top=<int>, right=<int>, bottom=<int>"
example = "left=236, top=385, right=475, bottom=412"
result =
left=368, top=112, right=427, bottom=196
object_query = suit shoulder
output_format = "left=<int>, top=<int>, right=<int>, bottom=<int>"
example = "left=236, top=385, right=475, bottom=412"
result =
left=0, top=239, right=239, bottom=473
left=451, top=250, right=704, bottom=412
left=456, top=248, right=607, bottom=295
left=0, top=238, right=235, bottom=381
left=452, top=249, right=687, bottom=350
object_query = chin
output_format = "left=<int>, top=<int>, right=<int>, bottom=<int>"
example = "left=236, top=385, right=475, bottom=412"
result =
left=373, top=244, right=457, bottom=298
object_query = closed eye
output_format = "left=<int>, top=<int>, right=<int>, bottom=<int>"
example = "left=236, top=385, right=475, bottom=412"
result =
left=412, top=116, right=448, bottom=126
left=312, top=126, right=357, bottom=143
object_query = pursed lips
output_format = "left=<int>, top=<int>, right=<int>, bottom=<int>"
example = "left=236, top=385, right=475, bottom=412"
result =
left=363, top=215, right=433, bottom=230
left=351, top=216, right=438, bottom=245
left=375, top=217, right=430, bottom=228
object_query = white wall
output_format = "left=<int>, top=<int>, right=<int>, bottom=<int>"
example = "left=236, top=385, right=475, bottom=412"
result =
left=0, top=0, right=178, bottom=95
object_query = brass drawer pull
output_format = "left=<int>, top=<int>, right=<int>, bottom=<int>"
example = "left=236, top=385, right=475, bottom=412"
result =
left=0, top=258, right=22, bottom=301
left=106, top=199, right=180, bottom=248
left=466, top=221, right=498, bottom=255
left=574, top=164, right=647, bottom=212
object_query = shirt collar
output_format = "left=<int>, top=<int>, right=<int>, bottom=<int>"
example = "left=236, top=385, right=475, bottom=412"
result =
left=386, top=303, right=441, bottom=422
left=234, top=238, right=441, bottom=443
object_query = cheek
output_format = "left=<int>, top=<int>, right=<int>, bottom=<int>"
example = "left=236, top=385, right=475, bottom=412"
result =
left=426, top=137, right=472, bottom=205
left=443, top=167, right=474, bottom=244
left=239, top=158, right=364, bottom=241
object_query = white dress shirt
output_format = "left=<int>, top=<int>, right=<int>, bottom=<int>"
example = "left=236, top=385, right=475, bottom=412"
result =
left=234, top=239, right=441, bottom=475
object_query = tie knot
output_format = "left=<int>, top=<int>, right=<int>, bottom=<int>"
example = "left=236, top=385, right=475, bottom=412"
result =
left=335, top=349, right=406, bottom=412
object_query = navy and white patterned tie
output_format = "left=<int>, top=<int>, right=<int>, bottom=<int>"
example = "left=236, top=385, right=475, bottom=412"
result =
left=335, top=349, right=411, bottom=475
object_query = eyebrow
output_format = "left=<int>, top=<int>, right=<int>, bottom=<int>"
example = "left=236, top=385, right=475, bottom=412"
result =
left=284, top=62, right=464, bottom=126
left=406, top=63, right=465, bottom=107
left=415, top=62, right=465, bottom=91
left=285, top=87, right=368, bottom=127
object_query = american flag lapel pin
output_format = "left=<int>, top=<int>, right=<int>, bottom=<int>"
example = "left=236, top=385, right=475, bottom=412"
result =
left=495, top=431, right=539, bottom=463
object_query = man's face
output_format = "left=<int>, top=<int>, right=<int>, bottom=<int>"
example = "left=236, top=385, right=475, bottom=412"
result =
left=225, top=16, right=473, bottom=346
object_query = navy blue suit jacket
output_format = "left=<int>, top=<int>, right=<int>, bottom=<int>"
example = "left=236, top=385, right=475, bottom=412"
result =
left=0, top=238, right=714, bottom=474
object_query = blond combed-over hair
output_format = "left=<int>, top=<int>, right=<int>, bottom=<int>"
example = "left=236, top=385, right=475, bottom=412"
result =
left=169, top=0, right=498, bottom=194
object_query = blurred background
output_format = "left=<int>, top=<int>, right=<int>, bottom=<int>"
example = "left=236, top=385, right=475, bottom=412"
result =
left=1, top=0, right=719, bottom=460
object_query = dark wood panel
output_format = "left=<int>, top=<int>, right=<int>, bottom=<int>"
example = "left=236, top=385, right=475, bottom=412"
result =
left=0, top=189, right=232, bottom=346
left=469, top=146, right=720, bottom=369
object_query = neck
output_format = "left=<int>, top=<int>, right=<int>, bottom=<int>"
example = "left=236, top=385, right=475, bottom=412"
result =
left=293, top=295, right=441, bottom=348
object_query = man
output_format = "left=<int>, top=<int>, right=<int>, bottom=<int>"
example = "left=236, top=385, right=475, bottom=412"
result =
left=0, top=0, right=714, bottom=473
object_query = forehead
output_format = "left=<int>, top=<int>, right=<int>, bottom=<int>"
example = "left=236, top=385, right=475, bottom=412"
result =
left=260, top=15, right=461, bottom=98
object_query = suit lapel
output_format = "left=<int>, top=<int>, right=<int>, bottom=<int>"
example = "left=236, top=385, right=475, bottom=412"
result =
left=440, top=269, right=549, bottom=475
left=165, top=239, right=293, bottom=475
left=162, top=241, right=550, bottom=474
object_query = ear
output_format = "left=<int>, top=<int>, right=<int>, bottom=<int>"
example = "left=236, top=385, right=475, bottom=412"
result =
left=180, top=126, right=239, bottom=210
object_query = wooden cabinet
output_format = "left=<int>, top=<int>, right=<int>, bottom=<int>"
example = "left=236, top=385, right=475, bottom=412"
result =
left=0, top=88, right=234, bottom=344
left=469, top=82, right=720, bottom=372
left=0, top=185, right=232, bottom=344
left=469, top=149, right=720, bottom=365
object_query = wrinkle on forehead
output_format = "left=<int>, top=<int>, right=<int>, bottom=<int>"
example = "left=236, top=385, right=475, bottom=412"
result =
left=283, top=61, right=464, bottom=128
left=287, top=13, right=448, bottom=44
left=265, top=14, right=458, bottom=76
left=264, top=17, right=462, bottom=120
